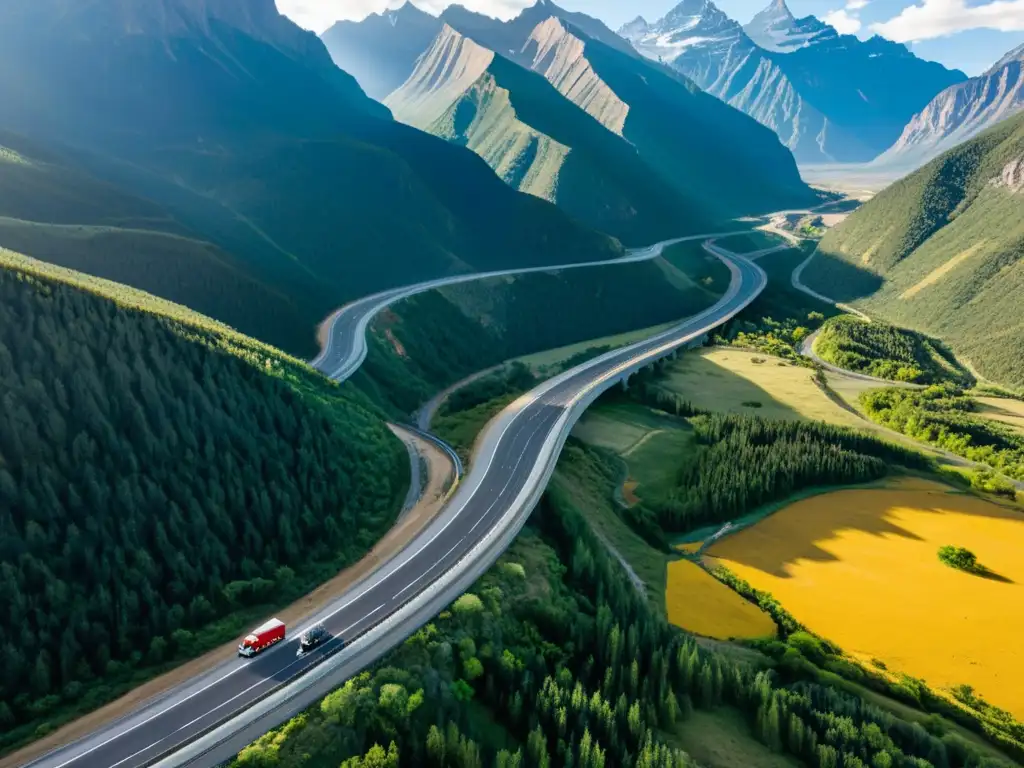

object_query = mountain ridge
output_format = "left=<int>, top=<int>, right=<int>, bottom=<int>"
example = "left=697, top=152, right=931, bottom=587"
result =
left=619, top=0, right=966, bottom=162
left=0, top=0, right=622, bottom=356
left=875, top=43, right=1024, bottom=171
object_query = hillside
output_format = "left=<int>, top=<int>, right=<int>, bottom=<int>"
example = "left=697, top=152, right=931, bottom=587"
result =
left=333, top=1, right=814, bottom=221
left=876, top=44, right=1024, bottom=172
left=0, top=0, right=621, bottom=357
left=0, top=248, right=408, bottom=747
left=0, top=129, right=315, bottom=353
left=446, top=6, right=815, bottom=216
left=802, top=112, right=1024, bottom=387
left=620, top=0, right=965, bottom=163
left=385, top=25, right=713, bottom=242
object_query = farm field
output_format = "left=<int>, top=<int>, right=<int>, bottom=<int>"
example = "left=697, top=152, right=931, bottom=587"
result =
left=658, top=348, right=865, bottom=428
left=517, top=321, right=676, bottom=375
left=665, top=559, right=775, bottom=641
left=708, top=477, right=1024, bottom=718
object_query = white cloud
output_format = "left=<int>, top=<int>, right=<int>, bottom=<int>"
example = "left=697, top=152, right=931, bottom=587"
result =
left=823, top=7, right=862, bottom=33
left=822, top=0, right=870, bottom=34
left=275, top=0, right=531, bottom=34
left=871, top=0, right=1024, bottom=42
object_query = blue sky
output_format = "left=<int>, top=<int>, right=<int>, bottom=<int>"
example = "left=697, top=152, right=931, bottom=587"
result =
left=278, top=0, right=1024, bottom=75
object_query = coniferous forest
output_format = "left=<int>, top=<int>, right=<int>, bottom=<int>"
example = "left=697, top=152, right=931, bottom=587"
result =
left=0, top=256, right=408, bottom=741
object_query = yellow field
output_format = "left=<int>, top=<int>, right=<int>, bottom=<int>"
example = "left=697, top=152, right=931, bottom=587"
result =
left=677, top=541, right=703, bottom=554
left=665, top=560, right=776, bottom=640
left=661, top=348, right=865, bottom=428
left=708, top=478, right=1024, bottom=717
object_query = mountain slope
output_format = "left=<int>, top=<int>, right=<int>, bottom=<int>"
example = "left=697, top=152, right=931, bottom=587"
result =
left=386, top=24, right=713, bottom=242
left=802, top=113, right=1024, bottom=387
left=620, top=0, right=965, bottom=163
left=0, top=0, right=620, bottom=357
left=321, top=2, right=442, bottom=100
left=876, top=44, right=1024, bottom=172
left=0, top=247, right=408, bottom=748
left=0, top=129, right=313, bottom=353
left=435, top=4, right=814, bottom=216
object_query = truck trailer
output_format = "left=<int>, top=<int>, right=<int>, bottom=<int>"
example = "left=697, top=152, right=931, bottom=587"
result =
left=238, top=618, right=285, bottom=657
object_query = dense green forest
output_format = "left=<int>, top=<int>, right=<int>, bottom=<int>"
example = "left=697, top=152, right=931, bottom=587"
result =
left=861, top=386, right=1024, bottom=483
left=228, top=445, right=1018, bottom=768
left=803, top=112, right=1024, bottom=388
left=634, top=412, right=930, bottom=537
left=355, top=245, right=726, bottom=417
left=0, top=252, right=408, bottom=747
left=815, top=316, right=973, bottom=386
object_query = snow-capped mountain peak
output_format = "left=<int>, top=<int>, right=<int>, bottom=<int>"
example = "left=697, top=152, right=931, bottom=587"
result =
left=743, top=0, right=832, bottom=52
left=618, top=0, right=747, bottom=64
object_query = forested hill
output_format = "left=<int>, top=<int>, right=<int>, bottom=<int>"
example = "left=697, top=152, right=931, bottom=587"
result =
left=0, top=249, right=408, bottom=747
left=802, top=112, right=1024, bottom=388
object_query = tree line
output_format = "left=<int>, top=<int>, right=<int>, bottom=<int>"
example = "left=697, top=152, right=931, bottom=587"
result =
left=861, top=385, right=1024, bottom=481
left=644, top=413, right=930, bottom=535
left=0, top=264, right=408, bottom=745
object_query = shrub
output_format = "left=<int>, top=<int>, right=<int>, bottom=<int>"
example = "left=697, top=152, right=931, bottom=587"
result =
left=937, top=545, right=982, bottom=574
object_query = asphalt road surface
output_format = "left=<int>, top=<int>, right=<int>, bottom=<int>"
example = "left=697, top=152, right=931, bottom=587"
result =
left=25, top=242, right=764, bottom=768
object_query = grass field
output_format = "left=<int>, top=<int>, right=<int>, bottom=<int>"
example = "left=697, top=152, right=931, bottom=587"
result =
left=516, top=321, right=677, bottom=375
left=976, top=397, right=1024, bottom=436
left=708, top=477, right=1024, bottom=718
left=665, top=560, right=775, bottom=640
left=665, top=708, right=799, bottom=768
left=659, top=348, right=866, bottom=429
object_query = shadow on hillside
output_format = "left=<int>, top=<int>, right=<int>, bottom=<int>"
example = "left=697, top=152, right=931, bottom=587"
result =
left=711, top=486, right=1024, bottom=580
left=801, top=246, right=885, bottom=304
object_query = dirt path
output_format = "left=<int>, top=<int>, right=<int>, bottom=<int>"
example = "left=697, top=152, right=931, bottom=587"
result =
left=2, top=426, right=455, bottom=768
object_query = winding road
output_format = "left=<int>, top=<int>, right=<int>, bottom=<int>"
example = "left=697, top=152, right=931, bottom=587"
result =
left=23, top=235, right=766, bottom=768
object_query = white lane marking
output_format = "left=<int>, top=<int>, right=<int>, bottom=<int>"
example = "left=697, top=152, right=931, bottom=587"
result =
left=48, top=662, right=253, bottom=768
left=105, top=604, right=387, bottom=768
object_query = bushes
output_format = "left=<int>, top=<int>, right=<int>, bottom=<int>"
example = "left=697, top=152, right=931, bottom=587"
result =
left=814, top=316, right=973, bottom=386
left=861, top=385, right=1024, bottom=481
left=938, top=546, right=983, bottom=574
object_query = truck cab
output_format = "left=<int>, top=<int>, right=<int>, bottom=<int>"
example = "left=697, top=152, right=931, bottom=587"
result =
left=238, top=618, right=286, bottom=657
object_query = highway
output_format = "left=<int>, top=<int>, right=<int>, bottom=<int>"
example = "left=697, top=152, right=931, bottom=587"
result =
left=24, top=238, right=765, bottom=768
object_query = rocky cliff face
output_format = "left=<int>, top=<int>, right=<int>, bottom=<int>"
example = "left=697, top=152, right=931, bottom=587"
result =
left=876, top=44, right=1024, bottom=171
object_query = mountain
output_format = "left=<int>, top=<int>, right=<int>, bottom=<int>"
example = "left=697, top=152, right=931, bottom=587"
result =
left=619, top=0, right=966, bottom=163
left=743, top=0, right=834, bottom=52
left=415, top=3, right=815, bottom=216
left=0, top=0, right=620, bottom=357
left=0, top=246, right=408, bottom=746
left=321, top=2, right=442, bottom=100
left=802, top=112, right=1024, bottom=388
left=875, top=44, right=1024, bottom=172
left=384, top=24, right=713, bottom=242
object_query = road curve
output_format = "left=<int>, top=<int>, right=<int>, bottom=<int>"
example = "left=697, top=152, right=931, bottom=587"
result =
left=311, top=230, right=753, bottom=382
left=24, top=239, right=765, bottom=768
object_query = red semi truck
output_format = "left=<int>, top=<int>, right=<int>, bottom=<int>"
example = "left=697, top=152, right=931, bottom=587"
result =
left=238, top=618, right=285, bottom=657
